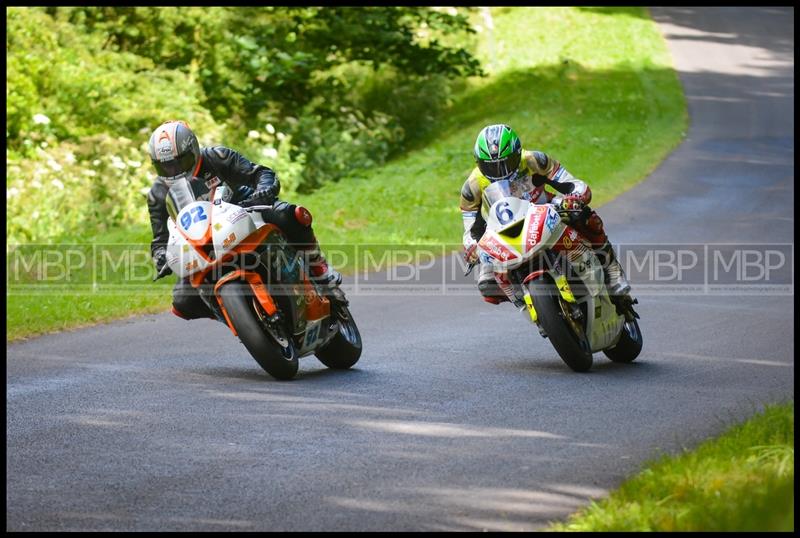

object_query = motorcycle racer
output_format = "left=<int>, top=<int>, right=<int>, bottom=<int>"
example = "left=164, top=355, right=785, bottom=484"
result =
left=146, top=120, right=342, bottom=320
left=460, top=123, right=630, bottom=304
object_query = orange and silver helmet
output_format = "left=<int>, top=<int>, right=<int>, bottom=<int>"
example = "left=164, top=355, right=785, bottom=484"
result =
left=147, top=120, right=201, bottom=179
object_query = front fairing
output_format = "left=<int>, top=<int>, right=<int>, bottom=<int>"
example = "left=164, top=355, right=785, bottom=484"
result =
left=478, top=178, right=563, bottom=270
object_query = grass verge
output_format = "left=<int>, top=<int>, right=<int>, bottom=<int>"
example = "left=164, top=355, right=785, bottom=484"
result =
left=7, top=7, right=687, bottom=341
left=549, top=402, right=794, bottom=532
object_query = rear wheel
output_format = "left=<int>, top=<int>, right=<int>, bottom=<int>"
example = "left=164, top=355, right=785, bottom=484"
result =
left=315, top=304, right=362, bottom=369
left=528, top=280, right=593, bottom=372
left=603, top=318, right=643, bottom=363
left=218, top=281, right=299, bottom=380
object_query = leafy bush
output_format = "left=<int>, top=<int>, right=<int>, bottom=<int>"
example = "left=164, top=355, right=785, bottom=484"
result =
left=7, top=133, right=153, bottom=243
left=6, top=6, right=482, bottom=242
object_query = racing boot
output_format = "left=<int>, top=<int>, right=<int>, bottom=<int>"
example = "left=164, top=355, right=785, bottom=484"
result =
left=477, top=262, right=509, bottom=304
left=299, top=240, right=348, bottom=307
left=305, top=247, right=342, bottom=291
left=598, top=241, right=631, bottom=297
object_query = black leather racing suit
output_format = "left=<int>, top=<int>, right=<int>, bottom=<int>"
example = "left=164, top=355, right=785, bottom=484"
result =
left=147, top=145, right=317, bottom=319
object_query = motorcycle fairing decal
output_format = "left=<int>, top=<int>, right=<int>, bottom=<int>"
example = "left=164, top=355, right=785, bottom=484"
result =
left=303, top=320, right=323, bottom=349
left=551, top=226, right=582, bottom=253
left=478, top=232, right=519, bottom=262
left=524, top=205, right=548, bottom=252
left=545, top=208, right=560, bottom=231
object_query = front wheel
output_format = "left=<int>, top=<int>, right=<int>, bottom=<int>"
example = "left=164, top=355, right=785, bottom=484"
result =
left=528, top=280, right=593, bottom=372
left=218, top=281, right=299, bottom=380
left=603, top=318, right=643, bottom=363
left=315, top=304, right=362, bottom=369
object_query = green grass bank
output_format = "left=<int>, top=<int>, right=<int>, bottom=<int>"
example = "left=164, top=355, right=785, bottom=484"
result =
left=549, top=402, right=794, bottom=532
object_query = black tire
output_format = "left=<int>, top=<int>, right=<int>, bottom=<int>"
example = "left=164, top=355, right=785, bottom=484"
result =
left=603, top=318, right=643, bottom=363
left=315, top=305, right=362, bottom=369
left=528, top=280, right=593, bottom=372
left=218, top=281, right=299, bottom=380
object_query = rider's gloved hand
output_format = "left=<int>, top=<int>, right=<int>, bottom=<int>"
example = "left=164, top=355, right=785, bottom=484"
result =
left=464, top=238, right=479, bottom=264
left=153, top=248, right=173, bottom=277
left=555, top=194, right=585, bottom=212
left=241, top=184, right=278, bottom=207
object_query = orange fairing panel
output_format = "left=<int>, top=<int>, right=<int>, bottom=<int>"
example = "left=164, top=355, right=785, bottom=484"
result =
left=190, top=224, right=282, bottom=288
left=215, top=269, right=278, bottom=316
left=176, top=216, right=214, bottom=263
left=230, top=224, right=281, bottom=255
left=302, top=277, right=330, bottom=321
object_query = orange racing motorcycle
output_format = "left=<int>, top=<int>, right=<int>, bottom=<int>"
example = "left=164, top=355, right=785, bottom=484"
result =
left=154, top=176, right=361, bottom=380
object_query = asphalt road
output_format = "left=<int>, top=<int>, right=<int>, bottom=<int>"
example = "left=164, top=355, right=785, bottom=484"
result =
left=6, top=8, right=794, bottom=532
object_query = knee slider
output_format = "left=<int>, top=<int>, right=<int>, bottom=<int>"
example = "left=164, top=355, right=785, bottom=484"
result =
left=171, top=305, right=191, bottom=320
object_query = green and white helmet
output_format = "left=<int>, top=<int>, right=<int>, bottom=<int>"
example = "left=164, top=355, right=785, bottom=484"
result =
left=473, top=124, right=522, bottom=181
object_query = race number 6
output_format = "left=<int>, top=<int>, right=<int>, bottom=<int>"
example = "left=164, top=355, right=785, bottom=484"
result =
left=495, top=201, right=514, bottom=225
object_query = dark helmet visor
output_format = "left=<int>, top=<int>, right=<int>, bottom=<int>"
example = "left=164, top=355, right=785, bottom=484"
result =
left=478, top=151, right=522, bottom=181
left=152, top=151, right=196, bottom=178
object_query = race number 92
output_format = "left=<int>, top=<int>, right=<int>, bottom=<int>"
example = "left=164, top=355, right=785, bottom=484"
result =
left=180, top=206, right=208, bottom=229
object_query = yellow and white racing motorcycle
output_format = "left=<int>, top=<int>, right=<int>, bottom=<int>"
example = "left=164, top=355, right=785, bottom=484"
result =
left=472, top=179, right=642, bottom=372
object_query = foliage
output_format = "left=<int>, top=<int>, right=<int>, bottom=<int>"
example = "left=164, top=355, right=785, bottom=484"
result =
left=7, top=7, right=688, bottom=340
left=6, top=7, right=480, bottom=242
left=7, top=134, right=153, bottom=243
left=6, top=7, right=220, bottom=149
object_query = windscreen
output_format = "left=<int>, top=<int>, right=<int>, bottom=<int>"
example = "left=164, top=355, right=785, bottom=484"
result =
left=165, top=176, right=197, bottom=221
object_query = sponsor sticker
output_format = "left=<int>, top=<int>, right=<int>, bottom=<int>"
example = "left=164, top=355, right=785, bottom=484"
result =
left=304, top=323, right=320, bottom=347
left=526, top=206, right=548, bottom=249
left=227, top=210, right=248, bottom=225
left=222, top=233, right=236, bottom=249
left=545, top=209, right=559, bottom=231
left=479, top=234, right=518, bottom=262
